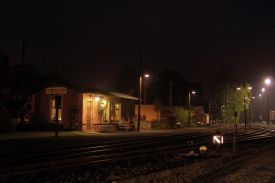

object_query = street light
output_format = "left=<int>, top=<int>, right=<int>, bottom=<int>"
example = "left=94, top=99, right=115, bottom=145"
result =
left=265, top=78, right=271, bottom=86
left=188, top=90, right=196, bottom=127
left=236, top=83, right=252, bottom=129
left=264, top=78, right=271, bottom=126
left=262, top=88, right=266, bottom=93
left=143, top=74, right=150, bottom=104
left=137, top=72, right=151, bottom=131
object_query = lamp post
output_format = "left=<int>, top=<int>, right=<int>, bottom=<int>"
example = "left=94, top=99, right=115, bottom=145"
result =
left=265, top=78, right=271, bottom=126
left=250, top=96, right=255, bottom=125
left=143, top=74, right=150, bottom=104
left=137, top=53, right=142, bottom=132
left=137, top=52, right=150, bottom=132
left=258, top=93, right=263, bottom=123
left=248, top=87, right=252, bottom=128
left=236, top=83, right=252, bottom=129
left=188, top=91, right=196, bottom=127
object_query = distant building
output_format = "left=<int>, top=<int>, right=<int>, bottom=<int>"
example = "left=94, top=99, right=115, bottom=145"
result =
left=31, top=85, right=138, bottom=132
left=135, top=105, right=208, bottom=129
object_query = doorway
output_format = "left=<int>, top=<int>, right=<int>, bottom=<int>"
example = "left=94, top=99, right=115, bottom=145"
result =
left=86, top=101, right=93, bottom=130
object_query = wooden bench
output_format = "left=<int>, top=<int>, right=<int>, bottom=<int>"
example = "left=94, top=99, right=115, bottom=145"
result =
left=117, top=123, right=135, bottom=132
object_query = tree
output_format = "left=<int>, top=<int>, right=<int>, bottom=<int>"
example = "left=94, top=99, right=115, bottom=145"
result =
left=171, top=107, right=194, bottom=127
left=210, top=64, right=248, bottom=124
left=0, top=49, right=11, bottom=106
left=0, top=50, right=13, bottom=132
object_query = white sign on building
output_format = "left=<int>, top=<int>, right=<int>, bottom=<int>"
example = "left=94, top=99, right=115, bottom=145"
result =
left=45, top=87, right=67, bottom=95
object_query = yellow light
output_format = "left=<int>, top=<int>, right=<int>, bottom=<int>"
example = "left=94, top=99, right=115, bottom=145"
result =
left=199, top=146, right=208, bottom=154
left=237, top=87, right=241, bottom=91
left=95, top=97, right=100, bottom=102
left=248, top=86, right=252, bottom=90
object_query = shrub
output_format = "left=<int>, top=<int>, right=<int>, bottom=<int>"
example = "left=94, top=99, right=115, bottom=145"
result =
left=171, top=107, right=195, bottom=127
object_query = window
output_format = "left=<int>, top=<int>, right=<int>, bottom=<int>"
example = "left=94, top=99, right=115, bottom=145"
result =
left=115, top=103, right=121, bottom=122
left=50, top=96, right=62, bottom=122
left=101, top=99, right=109, bottom=123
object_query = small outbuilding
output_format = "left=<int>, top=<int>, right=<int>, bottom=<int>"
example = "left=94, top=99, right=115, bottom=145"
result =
left=31, top=85, right=138, bottom=132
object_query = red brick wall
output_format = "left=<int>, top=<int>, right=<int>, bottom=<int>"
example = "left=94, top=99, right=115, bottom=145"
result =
left=33, top=87, right=83, bottom=130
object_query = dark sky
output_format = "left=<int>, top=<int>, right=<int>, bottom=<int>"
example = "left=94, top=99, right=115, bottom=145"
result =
left=1, top=0, right=275, bottom=90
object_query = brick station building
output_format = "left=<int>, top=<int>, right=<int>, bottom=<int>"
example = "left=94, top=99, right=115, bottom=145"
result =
left=31, top=85, right=138, bottom=132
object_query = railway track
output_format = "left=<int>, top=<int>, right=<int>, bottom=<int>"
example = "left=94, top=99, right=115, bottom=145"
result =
left=0, top=126, right=274, bottom=178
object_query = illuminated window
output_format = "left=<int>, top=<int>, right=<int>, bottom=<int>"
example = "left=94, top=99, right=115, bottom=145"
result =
left=101, top=99, right=109, bottom=123
left=50, top=96, right=62, bottom=122
left=115, top=103, right=121, bottom=122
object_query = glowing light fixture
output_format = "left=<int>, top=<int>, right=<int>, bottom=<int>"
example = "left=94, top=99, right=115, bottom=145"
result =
left=191, top=91, right=196, bottom=95
left=262, top=88, right=266, bottom=93
left=95, top=97, right=100, bottom=102
left=144, top=74, right=150, bottom=78
left=237, top=87, right=241, bottom=90
left=265, top=78, right=271, bottom=86
left=248, top=86, right=252, bottom=90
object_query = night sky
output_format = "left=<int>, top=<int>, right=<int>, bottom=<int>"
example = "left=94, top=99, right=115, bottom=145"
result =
left=1, top=0, right=275, bottom=92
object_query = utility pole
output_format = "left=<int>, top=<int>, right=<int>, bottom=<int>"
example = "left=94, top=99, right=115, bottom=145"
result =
left=137, top=52, right=142, bottom=132
left=226, top=88, right=229, bottom=125
left=20, top=38, right=25, bottom=65
left=267, top=86, right=270, bottom=126
left=19, top=38, right=25, bottom=126
left=243, top=81, right=247, bottom=129
left=144, top=85, right=147, bottom=105
left=188, top=91, right=191, bottom=127
left=248, top=93, right=251, bottom=128
left=169, top=81, right=172, bottom=110
left=233, top=111, right=238, bottom=153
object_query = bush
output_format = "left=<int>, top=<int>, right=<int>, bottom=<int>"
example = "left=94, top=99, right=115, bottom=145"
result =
left=171, top=107, right=194, bottom=127
left=0, top=106, right=14, bottom=133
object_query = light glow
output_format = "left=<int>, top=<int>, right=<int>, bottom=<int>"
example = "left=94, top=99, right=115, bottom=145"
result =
left=95, top=97, right=100, bottom=102
left=262, top=88, right=266, bottom=93
left=265, top=78, right=271, bottom=86
left=144, top=74, right=150, bottom=78
left=248, top=86, right=252, bottom=90
left=237, top=87, right=241, bottom=91
left=191, top=91, right=196, bottom=94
